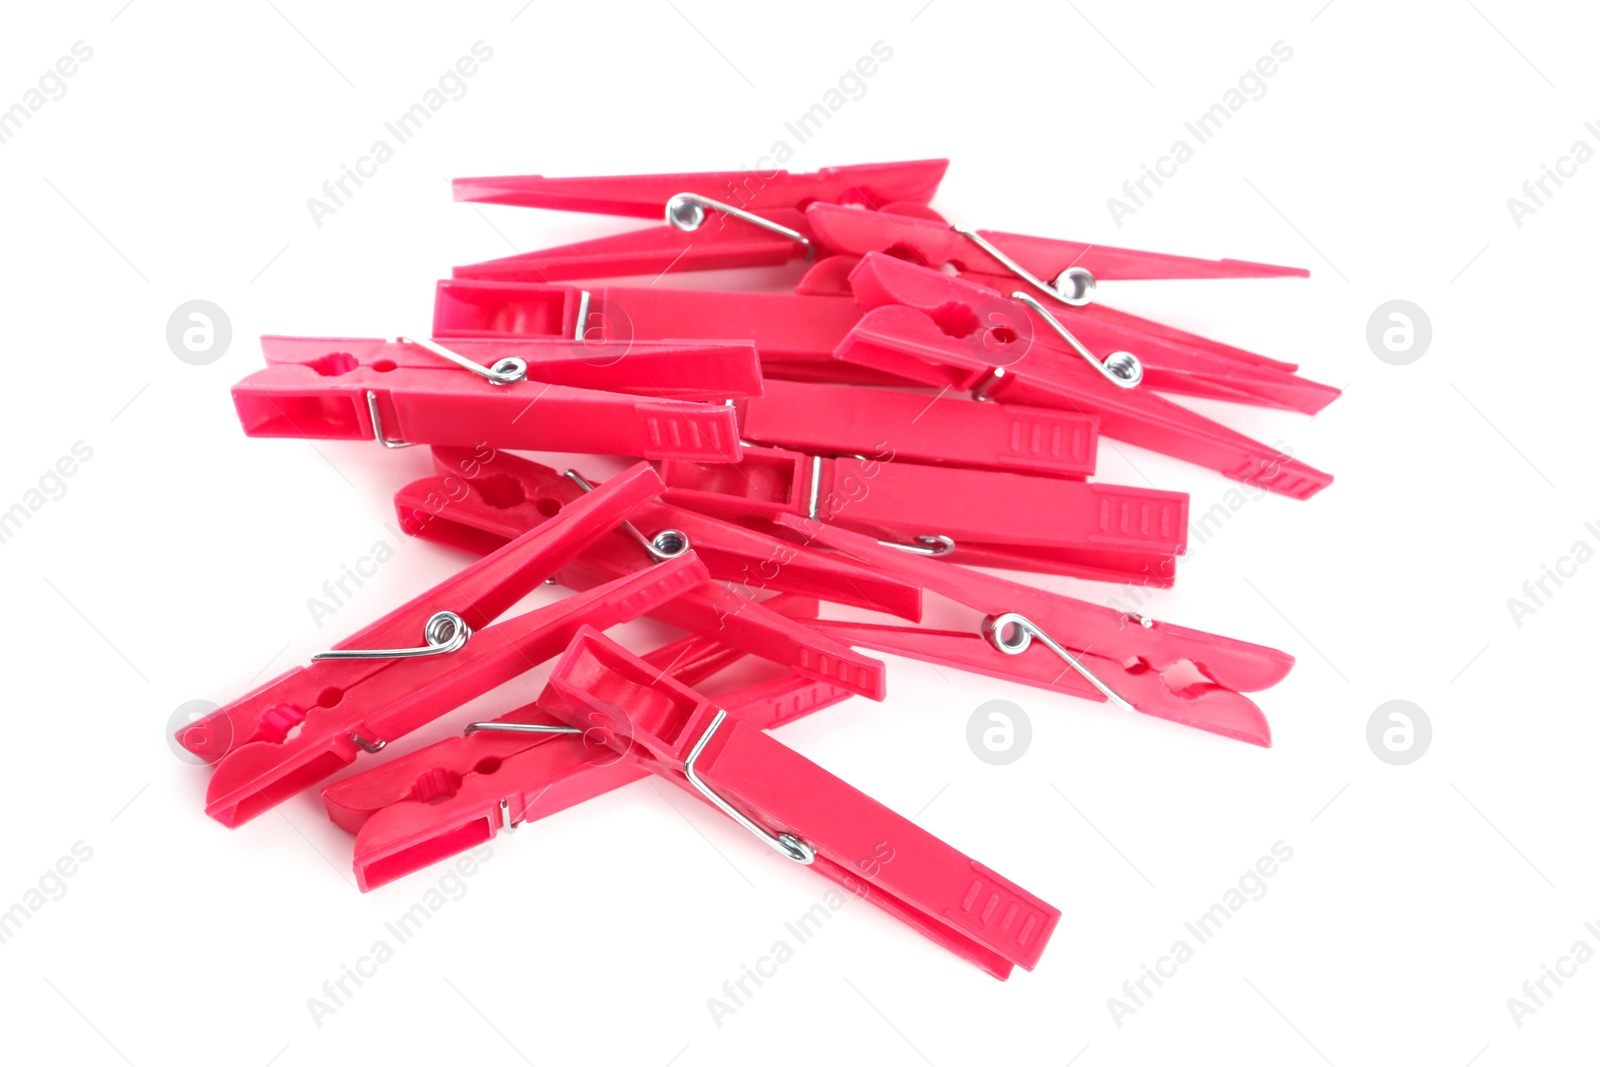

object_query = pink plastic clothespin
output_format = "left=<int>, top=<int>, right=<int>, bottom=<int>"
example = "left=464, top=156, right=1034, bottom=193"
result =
left=836, top=254, right=1334, bottom=499
left=844, top=252, right=1338, bottom=415
left=450, top=159, right=949, bottom=282
left=232, top=335, right=751, bottom=461
left=323, top=627, right=853, bottom=891
left=735, top=379, right=1099, bottom=479
left=661, top=444, right=1189, bottom=585
left=399, top=445, right=922, bottom=618
left=392, top=449, right=893, bottom=697
left=541, top=626, right=1061, bottom=979
left=798, top=250, right=1308, bottom=383
left=800, top=201, right=1307, bottom=302
left=431, top=279, right=870, bottom=376
left=177, top=463, right=710, bottom=826
left=782, top=517, right=1293, bottom=748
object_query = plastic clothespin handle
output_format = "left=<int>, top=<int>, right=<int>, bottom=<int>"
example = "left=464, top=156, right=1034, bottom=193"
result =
left=433, top=279, right=862, bottom=367
left=451, top=159, right=949, bottom=215
left=544, top=627, right=1061, bottom=979
left=661, top=445, right=1188, bottom=584
left=738, top=379, right=1100, bottom=479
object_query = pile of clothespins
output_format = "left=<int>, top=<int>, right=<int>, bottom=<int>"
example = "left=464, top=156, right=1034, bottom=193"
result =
left=178, top=160, right=1336, bottom=980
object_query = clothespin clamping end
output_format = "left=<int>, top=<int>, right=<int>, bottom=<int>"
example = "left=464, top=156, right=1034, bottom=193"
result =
left=783, top=517, right=1293, bottom=748
left=321, top=626, right=855, bottom=891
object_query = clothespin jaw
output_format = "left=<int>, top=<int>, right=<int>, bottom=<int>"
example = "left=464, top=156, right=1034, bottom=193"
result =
left=176, top=463, right=714, bottom=826
left=233, top=335, right=744, bottom=462
left=396, top=447, right=922, bottom=620
left=737, top=379, right=1100, bottom=479
left=543, top=627, right=1061, bottom=978
left=779, top=516, right=1290, bottom=747
left=835, top=255, right=1335, bottom=499
left=322, top=619, right=855, bottom=890
left=661, top=444, right=1189, bottom=584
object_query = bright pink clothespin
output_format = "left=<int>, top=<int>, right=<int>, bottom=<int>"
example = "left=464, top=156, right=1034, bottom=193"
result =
left=800, top=247, right=1302, bottom=377
left=782, top=517, right=1291, bottom=747
left=737, top=379, right=1099, bottom=479
left=259, top=334, right=763, bottom=399
left=844, top=253, right=1338, bottom=415
left=392, top=451, right=892, bottom=697
left=801, top=202, right=1307, bottom=301
left=232, top=335, right=748, bottom=462
left=836, top=254, right=1334, bottom=499
left=324, top=633, right=853, bottom=891
left=661, top=445, right=1188, bottom=585
left=542, top=626, right=1061, bottom=979
left=432, top=279, right=862, bottom=368
left=177, top=463, right=711, bottom=827
left=399, top=445, right=923, bottom=619
left=449, top=159, right=948, bottom=282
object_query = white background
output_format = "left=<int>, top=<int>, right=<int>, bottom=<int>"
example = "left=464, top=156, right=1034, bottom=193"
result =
left=1, top=1, right=1596, bottom=1064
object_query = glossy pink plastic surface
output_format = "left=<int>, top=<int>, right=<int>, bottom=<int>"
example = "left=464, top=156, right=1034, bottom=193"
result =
left=737, top=379, right=1099, bottom=479
left=779, top=517, right=1292, bottom=747
left=452, top=160, right=949, bottom=216
left=432, top=280, right=861, bottom=366
left=805, top=202, right=1309, bottom=286
left=391, top=453, right=891, bottom=699
left=843, top=255, right=1337, bottom=414
left=179, top=464, right=710, bottom=826
left=259, top=335, right=763, bottom=400
left=838, top=255, right=1334, bottom=499
left=662, top=445, right=1189, bottom=584
left=545, top=627, right=1061, bottom=979
left=450, top=160, right=947, bottom=282
left=233, top=336, right=745, bottom=462
left=401, top=446, right=922, bottom=620
left=793, top=254, right=1305, bottom=388
left=324, top=641, right=853, bottom=890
